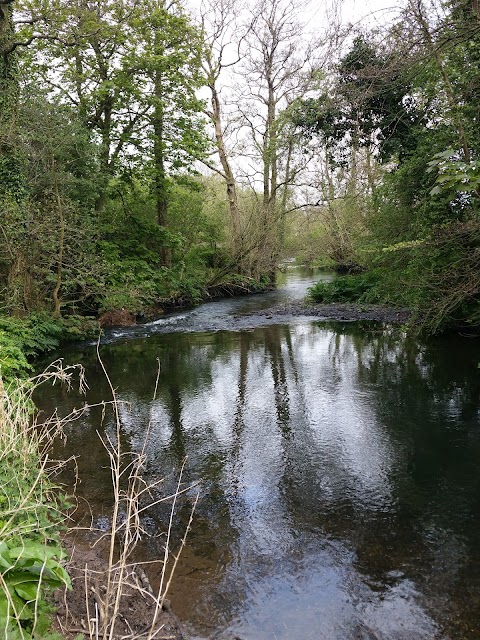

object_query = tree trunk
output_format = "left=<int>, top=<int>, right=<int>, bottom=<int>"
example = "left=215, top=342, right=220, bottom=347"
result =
left=365, top=144, right=375, bottom=195
left=278, top=135, right=294, bottom=253
left=90, top=35, right=114, bottom=211
left=94, top=96, right=113, bottom=212
left=0, top=0, right=21, bottom=202
left=52, top=161, right=65, bottom=318
left=261, top=75, right=279, bottom=279
left=210, top=82, right=242, bottom=249
left=153, top=69, right=171, bottom=266
left=7, top=250, right=29, bottom=314
left=0, top=0, right=18, bottom=139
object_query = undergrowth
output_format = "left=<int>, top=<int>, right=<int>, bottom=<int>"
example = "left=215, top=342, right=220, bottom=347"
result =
left=0, top=365, right=85, bottom=639
left=308, top=272, right=381, bottom=304
left=0, top=314, right=98, bottom=383
left=0, top=315, right=62, bottom=382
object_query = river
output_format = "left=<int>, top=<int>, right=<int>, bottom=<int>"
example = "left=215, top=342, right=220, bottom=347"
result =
left=36, top=266, right=480, bottom=640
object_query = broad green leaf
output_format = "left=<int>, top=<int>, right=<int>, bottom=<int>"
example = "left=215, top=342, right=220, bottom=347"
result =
left=0, top=542, right=13, bottom=570
left=50, top=565, right=71, bottom=588
left=9, top=543, right=66, bottom=563
left=436, top=174, right=452, bottom=183
left=4, top=572, right=41, bottom=586
left=0, top=591, right=33, bottom=620
left=14, top=582, right=39, bottom=602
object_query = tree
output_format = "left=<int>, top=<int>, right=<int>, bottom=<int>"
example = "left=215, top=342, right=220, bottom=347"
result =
left=199, top=0, right=244, bottom=257
left=29, top=0, right=208, bottom=247
left=0, top=0, right=18, bottom=139
left=0, top=0, right=25, bottom=207
left=235, top=0, right=320, bottom=279
left=352, top=0, right=480, bottom=330
left=132, top=0, right=207, bottom=263
left=0, top=89, right=102, bottom=314
left=405, top=0, right=472, bottom=161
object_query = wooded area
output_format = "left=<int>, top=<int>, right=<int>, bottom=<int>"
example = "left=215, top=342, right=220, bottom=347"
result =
left=1, top=0, right=479, bottom=333
left=1, top=1, right=480, bottom=637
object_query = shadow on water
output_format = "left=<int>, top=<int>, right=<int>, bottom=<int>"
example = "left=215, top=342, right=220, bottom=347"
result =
left=35, top=269, right=480, bottom=640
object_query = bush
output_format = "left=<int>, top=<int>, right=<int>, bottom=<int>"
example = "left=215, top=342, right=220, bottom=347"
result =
left=307, top=272, right=381, bottom=304
left=368, top=220, right=480, bottom=333
left=0, top=315, right=62, bottom=382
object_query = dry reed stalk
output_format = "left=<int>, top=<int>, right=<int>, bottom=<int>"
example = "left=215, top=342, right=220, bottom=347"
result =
left=0, top=352, right=198, bottom=639
left=62, top=346, right=200, bottom=640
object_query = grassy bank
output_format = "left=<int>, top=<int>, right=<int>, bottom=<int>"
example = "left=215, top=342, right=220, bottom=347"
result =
left=308, top=264, right=480, bottom=335
left=308, top=272, right=381, bottom=306
left=0, top=312, right=89, bottom=638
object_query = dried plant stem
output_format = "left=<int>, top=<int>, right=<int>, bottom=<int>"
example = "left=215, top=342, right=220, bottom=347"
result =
left=68, top=348, right=200, bottom=640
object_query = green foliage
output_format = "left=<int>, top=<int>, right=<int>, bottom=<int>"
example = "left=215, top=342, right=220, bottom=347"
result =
left=0, top=333, right=30, bottom=380
left=168, top=177, right=222, bottom=252
left=0, top=153, right=28, bottom=202
left=291, top=35, right=419, bottom=167
left=93, top=174, right=233, bottom=312
left=0, top=0, right=247, bottom=321
left=427, top=149, right=480, bottom=198
left=308, top=272, right=380, bottom=304
left=98, top=200, right=196, bottom=311
left=59, top=315, right=98, bottom=340
left=0, top=315, right=62, bottom=357
left=287, top=0, right=480, bottom=333
left=367, top=220, right=480, bottom=332
left=98, top=234, right=212, bottom=312
left=0, top=314, right=62, bottom=381
left=0, top=377, right=71, bottom=639
left=0, top=90, right=104, bottom=316
left=0, top=538, right=70, bottom=639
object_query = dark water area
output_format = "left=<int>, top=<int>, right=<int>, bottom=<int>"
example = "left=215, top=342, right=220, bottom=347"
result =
left=36, top=267, right=480, bottom=640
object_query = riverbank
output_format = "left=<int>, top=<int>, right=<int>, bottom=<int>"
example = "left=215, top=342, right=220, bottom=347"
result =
left=99, top=279, right=274, bottom=327
left=0, top=370, right=73, bottom=638
left=0, top=348, right=191, bottom=639
left=51, top=530, right=187, bottom=640
left=255, top=301, right=411, bottom=324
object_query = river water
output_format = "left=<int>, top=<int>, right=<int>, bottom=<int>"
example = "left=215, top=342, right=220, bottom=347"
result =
left=36, top=267, right=480, bottom=640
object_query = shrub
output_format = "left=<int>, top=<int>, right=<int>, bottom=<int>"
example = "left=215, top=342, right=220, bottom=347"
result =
left=307, top=272, right=381, bottom=304
left=0, top=315, right=62, bottom=382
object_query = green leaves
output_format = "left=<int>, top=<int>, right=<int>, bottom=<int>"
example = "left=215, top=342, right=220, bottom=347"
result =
left=0, top=421, right=71, bottom=639
left=308, top=272, right=380, bottom=304
left=427, top=150, right=480, bottom=197
left=0, top=314, right=63, bottom=382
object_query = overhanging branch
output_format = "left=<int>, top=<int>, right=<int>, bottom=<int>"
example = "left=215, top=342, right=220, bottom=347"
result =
left=6, top=33, right=77, bottom=54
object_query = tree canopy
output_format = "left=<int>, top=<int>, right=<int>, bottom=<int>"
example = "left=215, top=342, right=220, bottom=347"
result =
left=0, top=0, right=479, bottom=332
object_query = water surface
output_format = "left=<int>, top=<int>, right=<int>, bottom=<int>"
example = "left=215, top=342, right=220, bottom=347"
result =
left=37, top=267, right=480, bottom=640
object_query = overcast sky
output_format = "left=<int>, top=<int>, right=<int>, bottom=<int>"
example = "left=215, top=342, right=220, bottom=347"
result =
left=185, top=0, right=405, bottom=35
left=339, top=0, right=403, bottom=25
